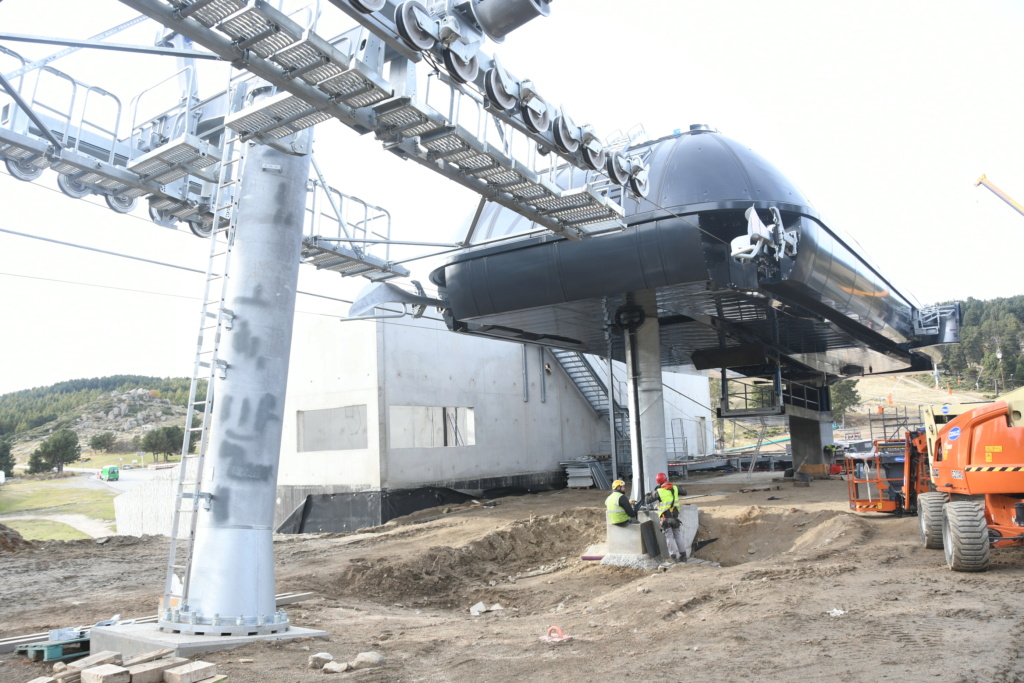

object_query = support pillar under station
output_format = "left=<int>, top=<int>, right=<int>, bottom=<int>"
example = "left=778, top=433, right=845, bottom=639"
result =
left=788, top=412, right=834, bottom=475
left=622, top=291, right=668, bottom=501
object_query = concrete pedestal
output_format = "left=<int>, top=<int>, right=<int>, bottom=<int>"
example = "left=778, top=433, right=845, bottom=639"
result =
left=90, top=622, right=327, bottom=659
left=606, top=517, right=652, bottom=555
left=606, top=506, right=700, bottom=559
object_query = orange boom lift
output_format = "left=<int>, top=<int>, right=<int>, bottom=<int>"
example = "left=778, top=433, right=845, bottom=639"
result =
left=846, top=392, right=1024, bottom=571
left=917, top=391, right=1024, bottom=571
left=845, top=432, right=930, bottom=515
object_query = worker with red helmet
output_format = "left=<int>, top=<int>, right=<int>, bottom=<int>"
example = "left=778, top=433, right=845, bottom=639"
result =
left=645, top=472, right=688, bottom=561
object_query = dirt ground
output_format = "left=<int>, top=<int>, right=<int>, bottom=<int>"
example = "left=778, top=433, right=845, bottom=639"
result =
left=3, top=474, right=1024, bottom=683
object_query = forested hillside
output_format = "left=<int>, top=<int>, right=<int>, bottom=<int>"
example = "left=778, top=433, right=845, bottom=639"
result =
left=941, top=296, right=1024, bottom=392
left=0, top=376, right=198, bottom=439
left=0, top=296, right=1015, bottom=441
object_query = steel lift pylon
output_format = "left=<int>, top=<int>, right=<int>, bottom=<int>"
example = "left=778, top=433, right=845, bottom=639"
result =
left=0, top=0, right=654, bottom=638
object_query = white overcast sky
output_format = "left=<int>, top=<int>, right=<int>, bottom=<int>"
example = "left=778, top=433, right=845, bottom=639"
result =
left=1, top=0, right=1022, bottom=395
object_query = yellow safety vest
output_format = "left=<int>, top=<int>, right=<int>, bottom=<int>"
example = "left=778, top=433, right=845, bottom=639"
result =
left=605, top=491, right=629, bottom=524
left=657, top=485, right=679, bottom=516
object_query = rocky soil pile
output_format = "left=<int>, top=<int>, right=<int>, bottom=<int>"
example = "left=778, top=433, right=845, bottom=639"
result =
left=0, top=523, right=28, bottom=553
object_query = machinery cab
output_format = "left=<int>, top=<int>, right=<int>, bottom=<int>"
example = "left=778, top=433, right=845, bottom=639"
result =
left=933, top=398, right=1024, bottom=496
left=921, top=400, right=990, bottom=471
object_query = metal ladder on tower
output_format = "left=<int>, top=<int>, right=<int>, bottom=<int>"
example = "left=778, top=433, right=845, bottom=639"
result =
left=161, top=121, right=250, bottom=619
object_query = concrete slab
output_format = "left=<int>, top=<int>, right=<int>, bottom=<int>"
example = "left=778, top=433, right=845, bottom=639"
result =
left=641, top=511, right=670, bottom=558
left=678, top=505, right=699, bottom=553
left=90, top=623, right=327, bottom=659
left=695, top=471, right=779, bottom=484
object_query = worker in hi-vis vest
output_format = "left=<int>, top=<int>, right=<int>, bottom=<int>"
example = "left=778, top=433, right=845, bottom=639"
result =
left=605, top=479, right=638, bottom=526
left=645, top=472, right=688, bottom=561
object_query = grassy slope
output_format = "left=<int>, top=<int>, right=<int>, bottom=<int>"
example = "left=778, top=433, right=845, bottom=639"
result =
left=5, top=518, right=90, bottom=541
left=0, top=477, right=115, bottom=521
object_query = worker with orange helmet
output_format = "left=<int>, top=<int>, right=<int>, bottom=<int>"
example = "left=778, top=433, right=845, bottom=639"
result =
left=645, top=472, right=688, bottom=561
left=605, top=479, right=638, bottom=526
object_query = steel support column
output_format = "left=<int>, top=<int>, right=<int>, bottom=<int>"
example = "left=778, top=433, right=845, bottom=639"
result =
left=789, top=413, right=833, bottom=475
left=186, top=136, right=311, bottom=629
left=625, top=291, right=667, bottom=501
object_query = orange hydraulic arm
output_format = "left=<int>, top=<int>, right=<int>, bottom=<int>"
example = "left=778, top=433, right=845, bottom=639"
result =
left=976, top=174, right=1024, bottom=219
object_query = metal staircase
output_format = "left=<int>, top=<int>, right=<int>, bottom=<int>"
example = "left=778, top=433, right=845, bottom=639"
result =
left=550, top=349, right=629, bottom=442
left=162, top=123, right=249, bottom=618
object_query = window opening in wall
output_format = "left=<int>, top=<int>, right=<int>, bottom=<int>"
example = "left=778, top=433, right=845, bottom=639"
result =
left=390, top=405, right=476, bottom=448
left=297, top=405, right=368, bottom=452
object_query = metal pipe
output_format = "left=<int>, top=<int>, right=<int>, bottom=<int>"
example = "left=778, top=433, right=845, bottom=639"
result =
left=539, top=347, right=546, bottom=403
left=312, top=237, right=458, bottom=247
left=0, top=33, right=222, bottom=60
left=607, top=338, right=617, bottom=483
left=632, top=292, right=667, bottom=496
left=522, top=344, right=529, bottom=402
left=2, top=15, right=149, bottom=80
left=625, top=326, right=645, bottom=502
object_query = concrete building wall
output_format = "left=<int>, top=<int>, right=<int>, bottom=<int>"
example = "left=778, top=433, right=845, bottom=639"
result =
left=277, top=315, right=382, bottom=490
left=117, top=316, right=717, bottom=536
left=113, top=469, right=177, bottom=537
left=380, top=320, right=608, bottom=488
left=662, top=366, right=716, bottom=458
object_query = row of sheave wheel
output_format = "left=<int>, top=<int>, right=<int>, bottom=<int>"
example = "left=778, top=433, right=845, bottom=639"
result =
left=5, top=157, right=138, bottom=214
left=348, top=0, right=650, bottom=198
left=5, top=156, right=217, bottom=236
left=351, top=0, right=482, bottom=86
left=918, top=491, right=991, bottom=572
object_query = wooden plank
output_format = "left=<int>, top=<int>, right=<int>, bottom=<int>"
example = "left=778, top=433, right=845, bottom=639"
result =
left=121, top=648, right=174, bottom=667
left=80, top=664, right=129, bottom=683
left=164, top=661, right=217, bottom=683
left=126, top=657, right=188, bottom=683
left=53, top=651, right=122, bottom=679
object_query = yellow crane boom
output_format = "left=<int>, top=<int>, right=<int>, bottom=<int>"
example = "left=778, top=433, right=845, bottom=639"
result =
left=976, top=174, right=1024, bottom=218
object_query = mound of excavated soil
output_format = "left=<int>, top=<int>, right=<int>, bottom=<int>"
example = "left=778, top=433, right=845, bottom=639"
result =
left=0, top=523, right=28, bottom=553
left=312, top=509, right=603, bottom=607
left=693, top=505, right=872, bottom=566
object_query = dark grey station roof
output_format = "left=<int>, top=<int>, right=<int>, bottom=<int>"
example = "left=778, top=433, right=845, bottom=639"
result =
left=430, top=127, right=939, bottom=384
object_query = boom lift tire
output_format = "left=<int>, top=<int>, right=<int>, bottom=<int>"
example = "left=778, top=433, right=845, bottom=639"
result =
left=918, top=492, right=947, bottom=549
left=942, top=500, right=991, bottom=572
